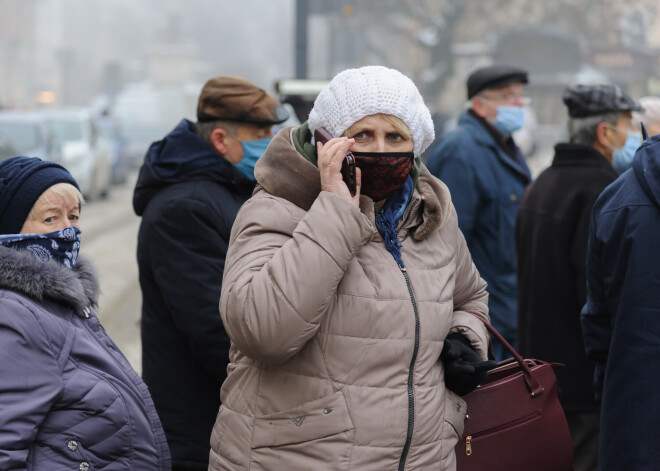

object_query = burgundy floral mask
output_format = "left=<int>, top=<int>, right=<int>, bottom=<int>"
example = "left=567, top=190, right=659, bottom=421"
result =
left=352, top=151, right=414, bottom=201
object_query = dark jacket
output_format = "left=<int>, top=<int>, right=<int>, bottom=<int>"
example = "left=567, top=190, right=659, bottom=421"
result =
left=0, top=246, right=170, bottom=470
left=133, top=119, right=254, bottom=469
left=425, top=111, right=531, bottom=344
left=581, top=135, right=660, bottom=470
left=516, top=143, right=617, bottom=413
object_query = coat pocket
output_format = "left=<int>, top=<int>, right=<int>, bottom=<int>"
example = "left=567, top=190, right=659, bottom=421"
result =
left=251, top=390, right=354, bottom=449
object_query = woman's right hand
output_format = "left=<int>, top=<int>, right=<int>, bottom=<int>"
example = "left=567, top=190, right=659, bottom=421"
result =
left=317, top=137, right=362, bottom=207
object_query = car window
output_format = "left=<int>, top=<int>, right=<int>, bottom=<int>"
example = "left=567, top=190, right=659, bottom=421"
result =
left=0, top=122, right=42, bottom=153
left=49, top=119, right=84, bottom=144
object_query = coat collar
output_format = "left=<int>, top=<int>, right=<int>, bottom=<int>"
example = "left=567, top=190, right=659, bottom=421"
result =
left=458, top=111, right=531, bottom=182
left=553, top=143, right=616, bottom=171
left=0, top=245, right=98, bottom=317
left=254, top=127, right=452, bottom=240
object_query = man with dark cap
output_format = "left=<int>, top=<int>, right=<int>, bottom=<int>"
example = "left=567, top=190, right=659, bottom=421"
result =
left=516, top=84, right=642, bottom=471
left=425, top=65, right=532, bottom=360
left=133, top=76, right=288, bottom=471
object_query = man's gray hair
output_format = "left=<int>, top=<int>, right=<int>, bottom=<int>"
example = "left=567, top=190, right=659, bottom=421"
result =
left=568, top=112, right=621, bottom=146
left=633, top=96, right=660, bottom=127
left=195, top=120, right=239, bottom=145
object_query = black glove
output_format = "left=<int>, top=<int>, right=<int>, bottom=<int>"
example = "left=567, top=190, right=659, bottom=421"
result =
left=441, top=333, right=497, bottom=396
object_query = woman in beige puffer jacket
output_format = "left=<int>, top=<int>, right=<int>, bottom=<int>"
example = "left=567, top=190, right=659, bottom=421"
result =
left=209, top=66, right=491, bottom=471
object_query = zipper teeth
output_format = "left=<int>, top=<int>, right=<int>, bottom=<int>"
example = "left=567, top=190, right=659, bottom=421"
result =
left=397, top=267, right=420, bottom=471
left=470, top=411, right=541, bottom=439
left=398, top=199, right=419, bottom=231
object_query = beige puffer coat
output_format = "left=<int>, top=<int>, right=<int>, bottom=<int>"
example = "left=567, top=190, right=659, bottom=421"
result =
left=209, top=127, right=490, bottom=471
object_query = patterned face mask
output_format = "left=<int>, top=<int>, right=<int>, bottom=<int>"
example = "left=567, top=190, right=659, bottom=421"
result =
left=351, top=151, right=415, bottom=201
left=0, top=226, right=81, bottom=268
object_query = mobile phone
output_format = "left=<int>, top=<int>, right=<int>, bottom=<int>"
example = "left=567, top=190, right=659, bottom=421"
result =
left=314, top=127, right=356, bottom=196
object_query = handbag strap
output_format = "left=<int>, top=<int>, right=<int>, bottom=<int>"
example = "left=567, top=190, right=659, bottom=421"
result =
left=465, top=311, right=545, bottom=397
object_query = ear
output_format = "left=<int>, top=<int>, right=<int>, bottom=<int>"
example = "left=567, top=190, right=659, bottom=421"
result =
left=594, top=121, right=611, bottom=147
left=210, top=127, right=229, bottom=155
left=471, top=97, right=489, bottom=119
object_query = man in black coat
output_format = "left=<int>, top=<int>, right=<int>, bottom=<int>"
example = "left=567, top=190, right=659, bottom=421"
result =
left=133, top=77, right=288, bottom=471
left=516, top=84, right=642, bottom=471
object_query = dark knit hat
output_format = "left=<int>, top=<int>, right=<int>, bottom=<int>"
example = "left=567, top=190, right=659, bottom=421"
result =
left=467, top=65, right=529, bottom=100
left=0, top=156, right=80, bottom=235
left=196, top=76, right=289, bottom=125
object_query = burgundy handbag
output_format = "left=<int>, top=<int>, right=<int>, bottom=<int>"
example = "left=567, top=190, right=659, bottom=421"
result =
left=455, top=315, right=574, bottom=471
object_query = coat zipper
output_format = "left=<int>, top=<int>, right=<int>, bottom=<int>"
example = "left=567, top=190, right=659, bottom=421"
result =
left=463, top=411, right=541, bottom=456
left=397, top=199, right=419, bottom=232
left=397, top=264, right=420, bottom=471
left=375, top=199, right=421, bottom=471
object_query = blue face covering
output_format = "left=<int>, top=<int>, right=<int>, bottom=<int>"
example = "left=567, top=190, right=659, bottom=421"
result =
left=493, top=105, right=526, bottom=136
left=612, top=131, right=642, bottom=175
left=234, top=137, right=273, bottom=181
left=0, top=226, right=81, bottom=268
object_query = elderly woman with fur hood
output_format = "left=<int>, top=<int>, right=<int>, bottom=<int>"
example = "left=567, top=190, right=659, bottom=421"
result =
left=209, top=66, right=493, bottom=471
left=0, top=156, right=170, bottom=470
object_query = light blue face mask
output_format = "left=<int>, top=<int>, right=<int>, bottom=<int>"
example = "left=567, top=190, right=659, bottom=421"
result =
left=492, top=105, right=526, bottom=136
left=234, top=136, right=273, bottom=181
left=612, top=131, right=642, bottom=175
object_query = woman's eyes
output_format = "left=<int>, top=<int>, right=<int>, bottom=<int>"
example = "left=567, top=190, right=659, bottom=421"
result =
left=44, top=217, right=54, bottom=223
left=69, top=214, right=79, bottom=221
left=352, top=131, right=405, bottom=142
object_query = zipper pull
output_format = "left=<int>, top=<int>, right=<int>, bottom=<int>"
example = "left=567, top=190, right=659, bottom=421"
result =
left=465, top=435, right=472, bottom=456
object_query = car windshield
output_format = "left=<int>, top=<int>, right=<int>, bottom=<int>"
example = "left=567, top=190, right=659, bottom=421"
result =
left=49, top=118, right=84, bottom=144
left=0, top=122, right=42, bottom=155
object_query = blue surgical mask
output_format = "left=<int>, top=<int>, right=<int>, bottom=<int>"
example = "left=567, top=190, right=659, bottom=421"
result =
left=493, top=105, right=526, bottom=136
left=612, top=131, right=642, bottom=175
left=0, top=226, right=81, bottom=268
left=234, top=137, right=273, bottom=181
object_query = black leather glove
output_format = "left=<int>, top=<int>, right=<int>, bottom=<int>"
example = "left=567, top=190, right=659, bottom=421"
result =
left=441, top=332, right=497, bottom=396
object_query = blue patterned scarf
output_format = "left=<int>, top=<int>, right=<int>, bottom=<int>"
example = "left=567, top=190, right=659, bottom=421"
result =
left=374, top=176, right=414, bottom=268
left=0, top=226, right=81, bottom=268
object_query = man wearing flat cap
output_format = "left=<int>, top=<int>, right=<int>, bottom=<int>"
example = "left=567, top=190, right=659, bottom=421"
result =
left=516, top=83, right=642, bottom=471
left=133, top=76, right=288, bottom=471
left=425, top=65, right=532, bottom=360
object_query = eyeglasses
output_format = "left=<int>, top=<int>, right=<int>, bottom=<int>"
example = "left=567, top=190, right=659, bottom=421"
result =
left=479, top=93, right=531, bottom=106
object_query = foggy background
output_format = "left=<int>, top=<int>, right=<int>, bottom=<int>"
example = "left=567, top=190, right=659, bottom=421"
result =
left=3, top=0, right=660, bottom=135
left=2, top=0, right=660, bottom=370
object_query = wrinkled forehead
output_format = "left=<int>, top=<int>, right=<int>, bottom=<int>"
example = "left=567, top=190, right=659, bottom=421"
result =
left=32, top=186, right=80, bottom=213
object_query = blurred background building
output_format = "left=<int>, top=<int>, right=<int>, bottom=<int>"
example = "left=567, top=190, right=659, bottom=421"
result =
left=2, top=0, right=660, bottom=162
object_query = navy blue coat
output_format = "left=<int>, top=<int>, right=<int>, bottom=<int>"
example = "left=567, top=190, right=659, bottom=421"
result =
left=133, top=119, right=254, bottom=469
left=581, top=135, right=660, bottom=469
left=0, top=247, right=170, bottom=470
left=426, top=111, right=531, bottom=349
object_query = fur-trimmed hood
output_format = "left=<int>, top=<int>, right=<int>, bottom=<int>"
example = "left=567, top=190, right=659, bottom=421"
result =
left=0, top=245, right=98, bottom=317
left=254, top=126, right=452, bottom=240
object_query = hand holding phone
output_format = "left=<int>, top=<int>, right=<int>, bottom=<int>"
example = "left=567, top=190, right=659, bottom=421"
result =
left=314, top=127, right=357, bottom=196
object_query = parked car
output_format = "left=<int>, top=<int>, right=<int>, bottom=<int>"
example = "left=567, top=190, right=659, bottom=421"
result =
left=0, top=111, right=54, bottom=161
left=45, top=109, right=112, bottom=200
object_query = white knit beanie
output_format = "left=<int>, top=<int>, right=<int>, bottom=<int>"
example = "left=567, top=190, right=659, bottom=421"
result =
left=308, top=65, right=435, bottom=157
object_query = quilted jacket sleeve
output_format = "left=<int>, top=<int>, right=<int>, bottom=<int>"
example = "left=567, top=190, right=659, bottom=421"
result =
left=446, top=209, right=491, bottom=360
left=220, top=191, right=375, bottom=364
left=0, top=295, right=63, bottom=470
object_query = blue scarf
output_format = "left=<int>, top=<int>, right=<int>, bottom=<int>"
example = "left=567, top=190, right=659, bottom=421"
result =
left=374, top=176, right=414, bottom=268
left=0, top=226, right=81, bottom=268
